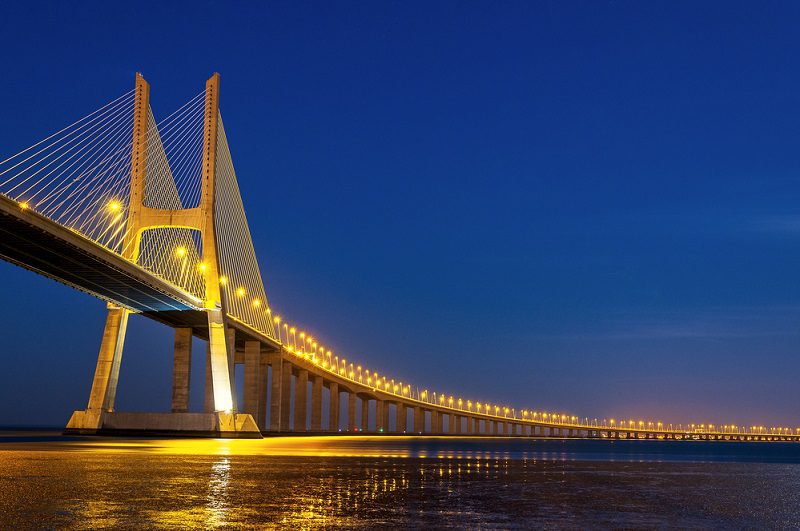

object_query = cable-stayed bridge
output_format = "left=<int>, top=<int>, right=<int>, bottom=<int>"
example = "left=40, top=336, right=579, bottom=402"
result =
left=0, top=74, right=796, bottom=441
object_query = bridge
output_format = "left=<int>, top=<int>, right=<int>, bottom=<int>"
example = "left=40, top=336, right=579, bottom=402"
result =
left=1, top=73, right=796, bottom=441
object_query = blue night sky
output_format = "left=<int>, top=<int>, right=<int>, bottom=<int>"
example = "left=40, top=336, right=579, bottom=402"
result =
left=0, top=2, right=798, bottom=427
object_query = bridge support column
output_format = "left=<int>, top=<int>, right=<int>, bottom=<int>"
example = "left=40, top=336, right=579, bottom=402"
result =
left=311, top=375, right=323, bottom=432
left=205, top=314, right=236, bottom=414
left=347, top=392, right=357, bottom=432
left=452, top=415, right=460, bottom=435
left=294, top=369, right=308, bottom=432
left=361, top=397, right=370, bottom=432
left=66, top=306, right=129, bottom=431
left=413, top=406, right=423, bottom=434
left=257, top=362, right=267, bottom=428
left=243, top=341, right=261, bottom=421
left=171, top=327, right=192, bottom=413
left=204, top=346, right=214, bottom=413
left=376, top=400, right=386, bottom=433
left=267, top=353, right=282, bottom=431
left=88, top=307, right=129, bottom=412
left=467, top=417, right=475, bottom=434
left=226, top=327, right=237, bottom=411
left=431, top=410, right=440, bottom=434
left=396, top=404, right=406, bottom=433
left=280, top=360, right=292, bottom=431
left=329, top=382, right=339, bottom=431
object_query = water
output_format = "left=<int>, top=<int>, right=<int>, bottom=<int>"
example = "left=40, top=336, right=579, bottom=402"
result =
left=2, top=431, right=800, bottom=528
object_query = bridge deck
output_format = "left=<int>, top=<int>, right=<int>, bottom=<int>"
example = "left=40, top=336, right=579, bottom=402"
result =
left=0, top=195, right=202, bottom=312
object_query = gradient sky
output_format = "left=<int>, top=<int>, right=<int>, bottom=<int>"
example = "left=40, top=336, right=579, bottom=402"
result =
left=1, top=2, right=798, bottom=427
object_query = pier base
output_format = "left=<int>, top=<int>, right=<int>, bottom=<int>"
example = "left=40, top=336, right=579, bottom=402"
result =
left=64, top=410, right=262, bottom=438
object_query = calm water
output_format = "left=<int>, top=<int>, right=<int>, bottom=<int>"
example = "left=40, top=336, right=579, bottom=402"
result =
left=2, top=431, right=800, bottom=529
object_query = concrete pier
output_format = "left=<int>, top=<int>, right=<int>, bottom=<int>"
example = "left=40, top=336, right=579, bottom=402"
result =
left=67, top=411, right=261, bottom=438
left=280, top=362, right=292, bottom=431
left=377, top=400, right=387, bottom=433
left=268, top=353, right=282, bottom=431
left=257, top=363, right=267, bottom=428
left=361, top=397, right=370, bottom=432
left=171, top=327, right=192, bottom=413
left=242, top=340, right=260, bottom=419
left=89, top=307, right=129, bottom=413
left=396, top=403, right=406, bottom=432
left=347, top=392, right=356, bottom=431
left=413, top=406, right=423, bottom=433
left=294, top=369, right=308, bottom=432
left=204, top=346, right=214, bottom=413
left=225, top=328, right=237, bottom=411
left=311, top=375, right=323, bottom=431
left=329, top=382, right=340, bottom=431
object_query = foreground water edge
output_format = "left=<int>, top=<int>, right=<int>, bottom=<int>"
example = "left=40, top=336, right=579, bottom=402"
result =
left=1, top=431, right=799, bottom=528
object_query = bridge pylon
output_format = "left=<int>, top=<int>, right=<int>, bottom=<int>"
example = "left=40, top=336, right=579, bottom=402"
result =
left=65, top=73, right=260, bottom=437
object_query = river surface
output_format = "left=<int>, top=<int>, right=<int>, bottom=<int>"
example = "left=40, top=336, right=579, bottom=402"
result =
left=1, top=431, right=800, bottom=528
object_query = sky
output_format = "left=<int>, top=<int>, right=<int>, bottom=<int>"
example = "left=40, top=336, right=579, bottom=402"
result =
left=0, top=1, right=799, bottom=427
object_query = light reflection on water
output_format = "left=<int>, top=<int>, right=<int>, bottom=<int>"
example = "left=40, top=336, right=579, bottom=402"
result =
left=206, top=457, right=231, bottom=527
left=1, top=434, right=800, bottom=528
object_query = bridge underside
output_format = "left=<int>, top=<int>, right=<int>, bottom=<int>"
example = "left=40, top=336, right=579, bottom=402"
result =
left=0, top=195, right=200, bottom=312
